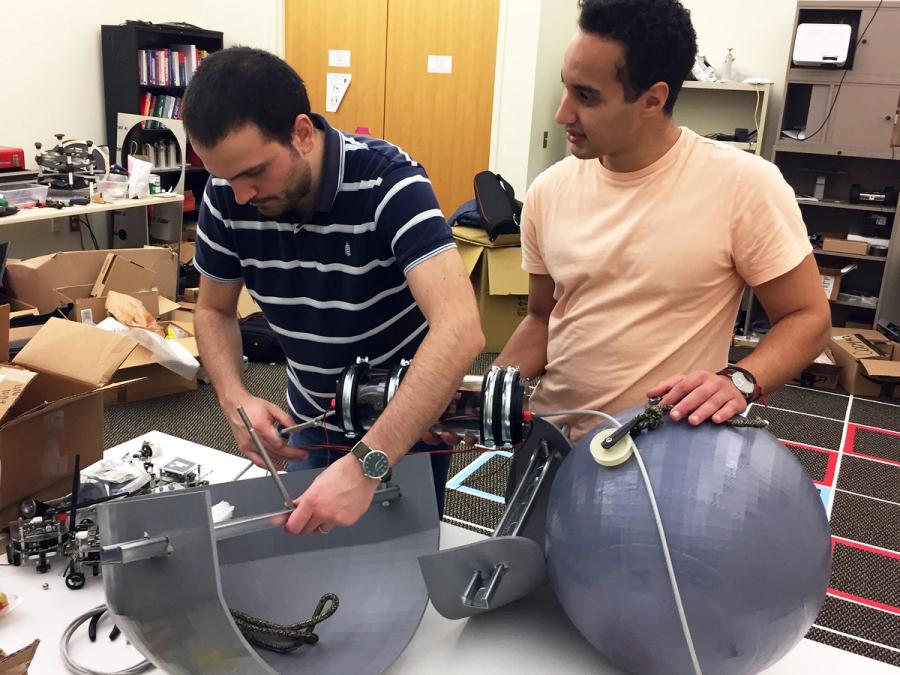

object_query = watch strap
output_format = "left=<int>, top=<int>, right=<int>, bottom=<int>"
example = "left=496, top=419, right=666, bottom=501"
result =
left=716, top=366, right=762, bottom=403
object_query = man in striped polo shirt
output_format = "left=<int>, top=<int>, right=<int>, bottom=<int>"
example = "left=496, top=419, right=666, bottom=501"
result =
left=183, top=47, right=484, bottom=535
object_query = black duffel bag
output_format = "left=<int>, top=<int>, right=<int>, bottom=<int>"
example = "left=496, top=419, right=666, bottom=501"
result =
left=473, top=171, right=522, bottom=241
left=239, top=313, right=285, bottom=363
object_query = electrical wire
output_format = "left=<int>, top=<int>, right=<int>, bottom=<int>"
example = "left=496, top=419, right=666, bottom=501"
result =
left=74, top=216, right=100, bottom=250
left=801, top=0, right=884, bottom=142
left=60, top=605, right=152, bottom=675
left=534, top=408, right=704, bottom=675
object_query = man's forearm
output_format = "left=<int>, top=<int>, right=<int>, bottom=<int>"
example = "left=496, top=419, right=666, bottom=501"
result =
left=738, top=308, right=830, bottom=396
left=494, top=315, right=549, bottom=379
left=194, top=306, right=249, bottom=407
left=362, top=325, right=484, bottom=464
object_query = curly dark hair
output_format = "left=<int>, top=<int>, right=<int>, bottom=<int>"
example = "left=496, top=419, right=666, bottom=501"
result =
left=578, top=0, right=697, bottom=115
left=183, top=47, right=311, bottom=147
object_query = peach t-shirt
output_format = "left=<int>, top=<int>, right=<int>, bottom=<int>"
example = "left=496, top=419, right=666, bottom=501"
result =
left=521, top=128, right=811, bottom=440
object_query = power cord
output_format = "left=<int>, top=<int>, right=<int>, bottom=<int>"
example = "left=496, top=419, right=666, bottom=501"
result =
left=801, top=0, right=884, bottom=142
left=59, top=605, right=152, bottom=675
left=75, top=216, right=100, bottom=250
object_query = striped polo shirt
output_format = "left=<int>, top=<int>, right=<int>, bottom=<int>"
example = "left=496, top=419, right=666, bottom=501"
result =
left=194, top=114, right=455, bottom=433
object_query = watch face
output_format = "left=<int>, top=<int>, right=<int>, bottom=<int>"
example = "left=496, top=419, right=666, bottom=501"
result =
left=363, top=450, right=390, bottom=479
left=732, top=372, right=754, bottom=395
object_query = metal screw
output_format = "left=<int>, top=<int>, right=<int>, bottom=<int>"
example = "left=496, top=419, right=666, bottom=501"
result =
left=42, top=583, right=49, bottom=590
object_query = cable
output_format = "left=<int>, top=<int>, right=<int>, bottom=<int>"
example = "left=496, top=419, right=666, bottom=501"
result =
left=60, top=605, right=152, bottom=675
left=801, top=0, right=884, bottom=142
left=81, top=217, right=100, bottom=250
left=534, top=408, right=704, bottom=675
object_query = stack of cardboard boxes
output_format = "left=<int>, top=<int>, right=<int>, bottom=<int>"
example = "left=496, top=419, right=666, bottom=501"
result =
left=0, top=246, right=200, bottom=523
left=453, top=225, right=529, bottom=353
left=830, top=328, right=900, bottom=398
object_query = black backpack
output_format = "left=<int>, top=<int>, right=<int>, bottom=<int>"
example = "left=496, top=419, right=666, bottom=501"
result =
left=239, top=313, right=285, bottom=363
left=473, top=171, right=522, bottom=241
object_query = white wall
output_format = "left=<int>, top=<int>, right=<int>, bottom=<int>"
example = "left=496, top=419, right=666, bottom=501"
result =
left=1, top=0, right=283, bottom=170
left=489, top=0, right=579, bottom=196
left=490, top=0, right=800, bottom=193
left=489, top=0, right=543, bottom=195
left=678, top=0, right=798, bottom=157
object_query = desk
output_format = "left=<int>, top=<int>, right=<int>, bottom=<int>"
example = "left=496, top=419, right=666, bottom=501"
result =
left=0, top=194, right=183, bottom=258
left=1, top=433, right=895, bottom=675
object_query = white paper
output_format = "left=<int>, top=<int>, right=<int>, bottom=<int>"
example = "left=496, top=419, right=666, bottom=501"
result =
left=326, top=73, right=352, bottom=112
left=97, top=317, right=200, bottom=380
left=820, top=274, right=835, bottom=299
left=328, top=49, right=351, bottom=68
left=127, top=155, right=153, bottom=198
left=427, top=54, right=453, bottom=74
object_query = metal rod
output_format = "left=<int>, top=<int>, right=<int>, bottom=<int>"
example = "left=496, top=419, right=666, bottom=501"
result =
left=601, top=414, right=641, bottom=449
left=276, top=411, right=336, bottom=439
left=102, top=483, right=404, bottom=564
left=214, top=508, right=293, bottom=542
left=236, top=406, right=295, bottom=510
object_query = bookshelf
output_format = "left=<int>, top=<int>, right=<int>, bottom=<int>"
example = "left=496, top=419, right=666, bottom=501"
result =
left=101, top=22, right=222, bottom=213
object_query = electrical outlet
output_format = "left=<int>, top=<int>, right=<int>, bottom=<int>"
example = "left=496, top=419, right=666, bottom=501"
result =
left=69, top=216, right=80, bottom=232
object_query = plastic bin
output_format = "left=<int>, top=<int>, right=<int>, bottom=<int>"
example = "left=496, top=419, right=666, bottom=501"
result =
left=97, top=174, right=128, bottom=199
left=0, top=182, right=49, bottom=207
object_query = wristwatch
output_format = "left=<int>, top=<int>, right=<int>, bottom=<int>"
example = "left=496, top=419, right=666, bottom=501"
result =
left=350, top=440, right=392, bottom=481
left=717, top=366, right=761, bottom=403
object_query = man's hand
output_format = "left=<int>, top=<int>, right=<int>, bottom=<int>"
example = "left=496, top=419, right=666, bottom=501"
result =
left=224, top=394, right=309, bottom=466
left=284, top=454, right=378, bottom=535
left=421, top=429, right=478, bottom=448
left=646, top=370, right=748, bottom=426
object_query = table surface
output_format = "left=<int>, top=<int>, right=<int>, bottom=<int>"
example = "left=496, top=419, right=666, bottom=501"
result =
left=1, top=432, right=895, bottom=675
left=0, top=193, right=183, bottom=226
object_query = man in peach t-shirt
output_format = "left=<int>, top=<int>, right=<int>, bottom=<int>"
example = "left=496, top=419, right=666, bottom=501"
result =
left=496, top=0, right=830, bottom=441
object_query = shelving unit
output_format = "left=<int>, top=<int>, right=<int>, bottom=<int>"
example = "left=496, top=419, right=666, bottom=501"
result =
left=674, top=80, right=772, bottom=155
left=741, top=0, right=900, bottom=336
left=100, top=22, right=222, bottom=215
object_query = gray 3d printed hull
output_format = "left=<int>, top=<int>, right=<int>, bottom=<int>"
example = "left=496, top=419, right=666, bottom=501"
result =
left=97, top=454, right=438, bottom=674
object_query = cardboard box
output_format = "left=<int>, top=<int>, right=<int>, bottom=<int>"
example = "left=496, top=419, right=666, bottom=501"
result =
left=180, top=241, right=196, bottom=265
left=0, top=304, right=8, bottom=362
left=103, top=319, right=199, bottom=405
left=1, top=319, right=139, bottom=524
left=61, top=287, right=180, bottom=326
left=819, top=267, right=843, bottom=301
left=0, top=293, right=37, bottom=321
left=3, top=247, right=178, bottom=314
left=792, top=347, right=842, bottom=390
left=454, top=226, right=529, bottom=353
left=237, top=287, right=262, bottom=319
left=90, top=253, right=157, bottom=298
left=830, top=328, right=900, bottom=397
left=821, top=237, right=869, bottom=256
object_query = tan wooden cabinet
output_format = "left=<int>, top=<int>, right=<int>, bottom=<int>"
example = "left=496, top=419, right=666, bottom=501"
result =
left=285, top=0, right=500, bottom=215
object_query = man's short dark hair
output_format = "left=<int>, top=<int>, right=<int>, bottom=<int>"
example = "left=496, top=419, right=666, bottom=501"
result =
left=182, top=46, right=311, bottom=147
left=578, top=0, right=697, bottom=115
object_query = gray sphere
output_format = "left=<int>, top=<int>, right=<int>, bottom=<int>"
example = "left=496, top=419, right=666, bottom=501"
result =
left=546, top=409, right=831, bottom=675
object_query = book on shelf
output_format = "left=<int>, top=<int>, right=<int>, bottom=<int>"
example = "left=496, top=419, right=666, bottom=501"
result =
left=137, top=45, right=210, bottom=87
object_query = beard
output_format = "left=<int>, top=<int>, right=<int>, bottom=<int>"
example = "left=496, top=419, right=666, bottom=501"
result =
left=251, top=152, right=313, bottom=217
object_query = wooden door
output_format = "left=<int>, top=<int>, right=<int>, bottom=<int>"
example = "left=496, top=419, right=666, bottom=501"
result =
left=383, top=0, right=500, bottom=215
left=284, top=0, right=388, bottom=137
